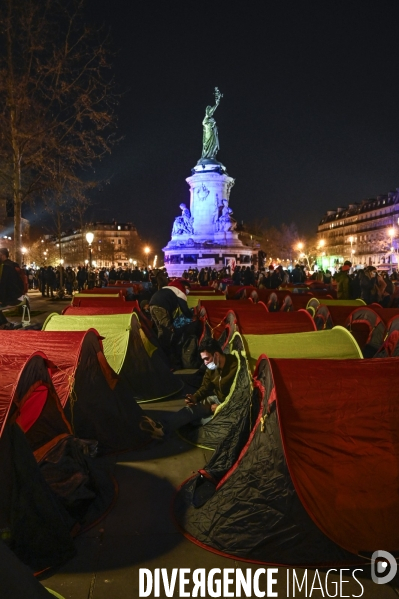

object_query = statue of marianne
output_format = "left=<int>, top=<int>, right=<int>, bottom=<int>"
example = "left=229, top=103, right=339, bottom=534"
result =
left=201, top=87, right=223, bottom=160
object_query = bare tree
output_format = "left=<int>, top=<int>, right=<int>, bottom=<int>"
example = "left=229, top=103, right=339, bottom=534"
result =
left=0, top=0, right=118, bottom=263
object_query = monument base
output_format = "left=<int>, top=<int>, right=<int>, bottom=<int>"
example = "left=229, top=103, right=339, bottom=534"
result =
left=162, top=243, right=254, bottom=278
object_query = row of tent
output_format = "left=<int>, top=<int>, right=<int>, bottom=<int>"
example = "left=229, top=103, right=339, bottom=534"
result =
left=2, top=285, right=399, bottom=580
left=165, top=286, right=399, bottom=565
left=0, top=299, right=189, bottom=580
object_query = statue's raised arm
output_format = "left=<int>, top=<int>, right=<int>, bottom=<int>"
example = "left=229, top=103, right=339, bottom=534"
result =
left=201, top=88, right=223, bottom=160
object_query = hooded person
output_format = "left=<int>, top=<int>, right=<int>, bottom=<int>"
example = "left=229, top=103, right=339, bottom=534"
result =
left=149, top=279, right=193, bottom=354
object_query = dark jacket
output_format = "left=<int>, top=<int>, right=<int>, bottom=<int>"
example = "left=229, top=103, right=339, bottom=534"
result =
left=149, top=287, right=192, bottom=319
left=0, top=259, right=24, bottom=305
left=193, top=354, right=239, bottom=404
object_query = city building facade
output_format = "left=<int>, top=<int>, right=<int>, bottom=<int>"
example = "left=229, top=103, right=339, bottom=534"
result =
left=57, top=222, right=140, bottom=267
left=317, top=190, right=399, bottom=269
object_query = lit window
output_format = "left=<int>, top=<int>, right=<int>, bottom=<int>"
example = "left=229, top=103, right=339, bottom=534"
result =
left=118, top=226, right=121, bottom=230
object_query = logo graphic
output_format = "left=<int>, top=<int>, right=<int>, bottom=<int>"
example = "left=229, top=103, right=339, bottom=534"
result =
left=371, top=550, right=397, bottom=585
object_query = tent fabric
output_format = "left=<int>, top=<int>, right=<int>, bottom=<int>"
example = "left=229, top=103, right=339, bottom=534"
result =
left=367, top=306, right=399, bottom=326
left=77, top=288, right=127, bottom=296
left=188, top=294, right=225, bottom=309
left=0, top=423, right=76, bottom=572
left=73, top=292, right=122, bottom=298
left=374, top=330, right=399, bottom=358
left=177, top=352, right=257, bottom=451
left=63, top=305, right=135, bottom=315
left=231, top=327, right=362, bottom=371
left=9, top=354, right=116, bottom=534
left=62, top=304, right=160, bottom=351
left=320, top=304, right=358, bottom=327
left=199, top=299, right=259, bottom=333
left=271, top=356, right=399, bottom=554
left=309, top=298, right=366, bottom=307
left=233, top=309, right=316, bottom=335
left=345, top=307, right=387, bottom=357
left=0, top=539, right=65, bottom=599
left=44, top=313, right=132, bottom=374
left=43, top=313, right=183, bottom=402
left=71, top=297, right=127, bottom=308
left=387, top=314, right=399, bottom=335
left=174, top=358, right=361, bottom=565
left=0, top=353, right=77, bottom=571
left=1, top=330, right=152, bottom=453
left=314, top=304, right=333, bottom=330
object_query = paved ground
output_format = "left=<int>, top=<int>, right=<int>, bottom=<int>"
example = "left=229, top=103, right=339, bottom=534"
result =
left=7, top=291, right=399, bottom=599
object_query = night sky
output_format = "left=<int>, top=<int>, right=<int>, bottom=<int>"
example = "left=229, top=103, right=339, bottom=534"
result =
left=79, top=0, right=399, bottom=252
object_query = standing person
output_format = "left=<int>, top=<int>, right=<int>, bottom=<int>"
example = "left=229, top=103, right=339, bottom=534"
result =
left=65, top=267, right=75, bottom=295
left=292, top=264, right=305, bottom=284
left=0, top=248, right=25, bottom=307
left=46, top=266, right=56, bottom=298
left=76, top=266, right=87, bottom=292
left=334, top=264, right=351, bottom=299
left=155, top=268, right=168, bottom=290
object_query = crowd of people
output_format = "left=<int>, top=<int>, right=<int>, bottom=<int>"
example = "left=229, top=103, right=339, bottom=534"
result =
left=3, top=258, right=398, bottom=308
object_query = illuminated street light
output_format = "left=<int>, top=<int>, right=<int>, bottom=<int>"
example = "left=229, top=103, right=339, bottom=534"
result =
left=144, top=246, right=150, bottom=268
left=86, top=232, right=94, bottom=267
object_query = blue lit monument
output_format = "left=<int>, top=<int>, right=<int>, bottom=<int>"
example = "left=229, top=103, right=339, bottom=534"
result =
left=163, top=88, right=253, bottom=276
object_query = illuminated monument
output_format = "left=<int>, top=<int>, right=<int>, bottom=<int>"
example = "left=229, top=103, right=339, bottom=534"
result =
left=163, top=88, right=253, bottom=276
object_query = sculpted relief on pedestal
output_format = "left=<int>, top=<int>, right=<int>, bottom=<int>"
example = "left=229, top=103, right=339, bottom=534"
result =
left=215, top=199, right=237, bottom=232
left=172, top=203, right=194, bottom=236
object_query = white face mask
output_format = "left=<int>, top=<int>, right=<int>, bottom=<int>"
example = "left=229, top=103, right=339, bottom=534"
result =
left=185, top=289, right=190, bottom=295
left=206, top=354, right=218, bottom=370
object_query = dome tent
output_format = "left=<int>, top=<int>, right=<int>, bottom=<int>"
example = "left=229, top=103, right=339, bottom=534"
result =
left=174, top=356, right=399, bottom=564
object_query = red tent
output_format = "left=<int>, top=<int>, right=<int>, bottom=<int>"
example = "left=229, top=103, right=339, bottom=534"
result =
left=71, top=297, right=126, bottom=308
left=175, top=355, right=399, bottom=564
left=0, top=330, right=153, bottom=453
left=232, top=308, right=316, bottom=335
left=272, top=356, right=399, bottom=553
left=77, top=287, right=128, bottom=296
left=199, top=300, right=264, bottom=338
left=63, top=305, right=135, bottom=315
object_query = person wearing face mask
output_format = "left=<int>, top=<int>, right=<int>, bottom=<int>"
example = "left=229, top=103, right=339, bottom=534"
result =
left=165, top=338, right=238, bottom=432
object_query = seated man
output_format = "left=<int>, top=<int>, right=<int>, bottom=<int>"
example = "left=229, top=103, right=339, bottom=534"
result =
left=0, top=248, right=25, bottom=308
left=167, top=338, right=238, bottom=432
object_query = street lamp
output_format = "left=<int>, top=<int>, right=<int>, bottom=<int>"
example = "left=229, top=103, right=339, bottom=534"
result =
left=144, top=246, right=150, bottom=268
left=86, top=232, right=94, bottom=267
left=21, top=246, right=27, bottom=266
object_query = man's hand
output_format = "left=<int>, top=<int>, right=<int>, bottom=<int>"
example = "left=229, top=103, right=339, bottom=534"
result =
left=185, top=394, right=197, bottom=407
left=210, top=403, right=218, bottom=413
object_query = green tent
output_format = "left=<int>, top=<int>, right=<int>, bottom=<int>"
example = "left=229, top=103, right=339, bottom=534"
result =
left=307, top=298, right=366, bottom=309
left=231, top=326, right=363, bottom=371
left=43, top=312, right=183, bottom=402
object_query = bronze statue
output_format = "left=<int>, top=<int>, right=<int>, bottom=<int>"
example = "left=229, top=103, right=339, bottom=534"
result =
left=201, top=87, right=223, bottom=160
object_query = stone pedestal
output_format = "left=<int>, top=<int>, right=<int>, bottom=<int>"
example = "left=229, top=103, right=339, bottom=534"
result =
left=163, top=159, right=253, bottom=277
